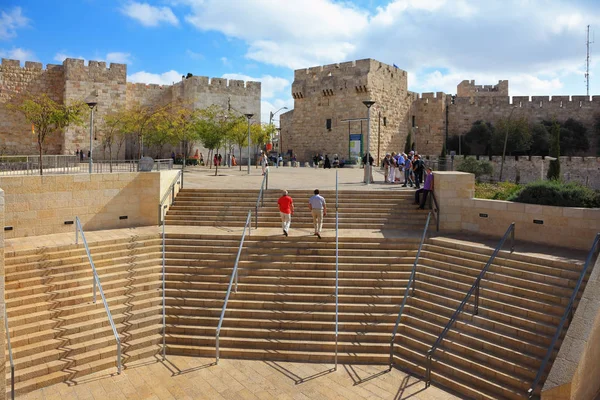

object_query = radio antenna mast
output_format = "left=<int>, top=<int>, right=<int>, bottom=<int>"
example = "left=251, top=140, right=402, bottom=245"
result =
left=586, top=25, right=594, bottom=97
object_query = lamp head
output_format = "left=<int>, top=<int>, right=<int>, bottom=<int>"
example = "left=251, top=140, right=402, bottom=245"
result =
left=363, top=100, right=376, bottom=108
left=86, top=101, right=97, bottom=109
left=244, top=113, right=254, bottom=119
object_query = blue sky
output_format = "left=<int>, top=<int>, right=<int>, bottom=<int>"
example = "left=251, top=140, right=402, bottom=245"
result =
left=2, top=0, right=600, bottom=124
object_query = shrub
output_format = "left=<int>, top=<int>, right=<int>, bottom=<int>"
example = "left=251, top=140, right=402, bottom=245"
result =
left=457, top=158, right=493, bottom=180
left=174, top=158, right=199, bottom=166
left=475, top=182, right=522, bottom=200
left=508, top=180, right=600, bottom=208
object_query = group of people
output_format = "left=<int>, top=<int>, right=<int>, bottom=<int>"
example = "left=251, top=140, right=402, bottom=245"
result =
left=277, top=189, right=327, bottom=239
left=381, top=151, right=427, bottom=188
left=75, top=149, right=90, bottom=161
left=313, top=154, right=341, bottom=168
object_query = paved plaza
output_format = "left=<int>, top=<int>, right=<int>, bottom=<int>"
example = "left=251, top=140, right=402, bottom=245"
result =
left=19, top=356, right=461, bottom=400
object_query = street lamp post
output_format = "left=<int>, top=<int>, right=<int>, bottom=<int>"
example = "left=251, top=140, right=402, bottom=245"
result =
left=245, top=114, right=253, bottom=175
left=363, top=100, right=376, bottom=185
left=499, top=106, right=518, bottom=182
left=269, top=107, right=288, bottom=126
left=86, top=100, right=97, bottom=174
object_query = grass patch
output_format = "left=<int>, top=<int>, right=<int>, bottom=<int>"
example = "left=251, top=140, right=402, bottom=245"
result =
left=475, top=182, right=522, bottom=200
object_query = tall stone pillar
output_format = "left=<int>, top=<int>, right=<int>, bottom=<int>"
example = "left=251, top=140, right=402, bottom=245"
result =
left=0, top=188, right=6, bottom=399
left=432, top=171, right=475, bottom=231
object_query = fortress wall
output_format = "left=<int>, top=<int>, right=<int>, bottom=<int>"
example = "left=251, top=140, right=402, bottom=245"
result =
left=0, top=59, right=65, bottom=154
left=410, top=92, right=447, bottom=156
left=446, top=96, right=600, bottom=155
left=287, top=59, right=410, bottom=162
left=63, top=58, right=128, bottom=156
left=425, top=154, right=600, bottom=189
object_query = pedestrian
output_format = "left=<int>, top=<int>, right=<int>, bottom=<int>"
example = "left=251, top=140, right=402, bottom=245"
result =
left=308, top=189, right=327, bottom=239
left=383, top=153, right=391, bottom=183
left=260, top=151, right=268, bottom=175
left=217, top=154, right=222, bottom=166
left=413, top=155, right=425, bottom=189
left=324, top=155, right=331, bottom=169
left=415, top=168, right=434, bottom=209
left=277, top=190, right=294, bottom=236
left=213, top=154, right=218, bottom=167
left=278, top=154, right=283, bottom=168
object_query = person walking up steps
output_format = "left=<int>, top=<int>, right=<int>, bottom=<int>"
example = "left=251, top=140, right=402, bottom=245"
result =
left=277, top=190, right=294, bottom=236
left=308, top=189, right=327, bottom=239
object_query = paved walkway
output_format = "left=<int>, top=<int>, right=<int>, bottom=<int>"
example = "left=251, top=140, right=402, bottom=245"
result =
left=19, top=355, right=461, bottom=400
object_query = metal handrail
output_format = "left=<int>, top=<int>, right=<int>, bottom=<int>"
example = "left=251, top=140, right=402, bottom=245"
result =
left=527, top=232, right=600, bottom=399
left=161, top=204, right=168, bottom=361
left=75, top=217, right=122, bottom=374
left=334, top=170, right=339, bottom=370
left=216, top=210, right=252, bottom=363
left=425, top=222, right=515, bottom=387
left=428, top=191, right=440, bottom=232
left=5, top=307, right=14, bottom=399
left=254, top=168, right=269, bottom=228
left=389, top=212, right=432, bottom=370
left=158, top=169, right=183, bottom=225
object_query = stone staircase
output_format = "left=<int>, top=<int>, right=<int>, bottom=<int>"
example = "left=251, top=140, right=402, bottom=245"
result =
left=391, top=237, right=586, bottom=399
left=3, top=187, right=590, bottom=400
left=4, top=234, right=164, bottom=396
left=163, top=234, right=421, bottom=363
left=165, top=189, right=429, bottom=230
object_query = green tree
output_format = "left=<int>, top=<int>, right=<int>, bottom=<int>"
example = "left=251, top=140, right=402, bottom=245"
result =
left=492, top=117, right=532, bottom=155
left=529, top=123, right=550, bottom=156
left=547, top=121, right=561, bottom=180
left=10, top=94, right=86, bottom=175
left=464, top=120, right=494, bottom=155
left=121, top=102, right=167, bottom=159
left=540, top=119, right=590, bottom=155
left=196, top=105, right=235, bottom=176
left=404, top=132, right=412, bottom=154
left=457, top=158, right=494, bottom=182
left=99, top=110, right=129, bottom=170
left=447, top=134, right=470, bottom=155
left=228, top=116, right=249, bottom=171
left=251, top=123, right=270, bottom=158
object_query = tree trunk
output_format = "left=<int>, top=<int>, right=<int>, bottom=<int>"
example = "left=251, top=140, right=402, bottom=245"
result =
left=38, top=138, right=43, bottom=176
left=239, top=145, right=242, bottom=171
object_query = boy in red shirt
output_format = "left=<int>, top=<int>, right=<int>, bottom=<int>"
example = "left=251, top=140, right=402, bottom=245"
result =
left=277, top=190, right=294, bottom=236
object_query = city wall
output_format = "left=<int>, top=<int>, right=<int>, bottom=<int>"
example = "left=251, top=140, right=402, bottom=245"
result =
left=284, top=59, right=411, bottom=162
left=0, top=58, right=261, bottom=159
left=0, top=172, right=160, bottom=238
left=423, top=154, right=600, bottom=189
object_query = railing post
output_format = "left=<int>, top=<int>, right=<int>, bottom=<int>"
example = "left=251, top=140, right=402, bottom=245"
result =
left=117, top=341, right=122, bottom=374
left=474, top=279, right=480, bottom=315
left=255, top=205, right=258, bottom=229
left=162, top=205, right=167, bottom=361
left=510, top=223, right=515, bottom=253
left=426, top=351, right=432, bottom=387
left=216, top=334, right=220, bottom=364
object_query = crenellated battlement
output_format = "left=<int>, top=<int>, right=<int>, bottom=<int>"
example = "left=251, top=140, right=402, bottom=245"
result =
left=62, top=58, right=127, bottom=84
left=1, top=58, right=64, bottom=72
left=171, top=76, right=261, bottom=94
left=457, top=79, right=509, bottom=97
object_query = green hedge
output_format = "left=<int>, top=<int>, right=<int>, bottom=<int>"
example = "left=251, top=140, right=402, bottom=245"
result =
left=174, top=158, right=199, bottom=166
left=507, top=180, right=600, bottom=208
left=475, top=182, right=522, bottom=200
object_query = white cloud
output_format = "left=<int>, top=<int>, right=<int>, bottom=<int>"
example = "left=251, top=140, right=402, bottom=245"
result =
left=174, top=0, right=600, bottom=95
left=186, top=49, right=204, bottom=60
left=121, top=2, right=178, bottom=27
left=128, top=70, right=182, bottom=85
left=261, top=99, right=294, bottom=126
left=54, top=52, right=84, bottom=63
left=0, top=47, right=35, bottom=61
left=106, top=52, right=132, bottom=64
left=221, top=73, right=289, bottom=99
left=0, top=6, right=29, bottom=40
left=220, top=57, right=232, bottom=68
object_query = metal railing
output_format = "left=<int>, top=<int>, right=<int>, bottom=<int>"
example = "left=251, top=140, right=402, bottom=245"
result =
left=216, top=210, right=252, bottom=363
left=334, top=170, right=339, bottom=370
left=0, top=155, right=173, bottom=175
left=425, top=222, right=515, bottom=387
left=158, top=169, right=183, bottom=225
left=389, top=212, right=432, bottom=370
left=527, top=232, right=600, bottom=399
left=5, top=306, right=14, bottom=399
left=161, top=204, right=168, bottom=361
left=428, top=191, right=440, bottom=232
left=254, top=169, right=269, bottom=228
left=75, top=217, right=122, bottom=374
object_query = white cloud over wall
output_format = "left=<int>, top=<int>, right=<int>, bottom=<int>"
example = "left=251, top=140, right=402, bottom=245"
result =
left=128, top=70, right=182, bottom=85
left=176, top=0, right=600, bottom=95
left=0, top=6, right=29, bottom=40
left=120, top=2, right=179, bottom=27
left=0, top=47, right=35, bottom=62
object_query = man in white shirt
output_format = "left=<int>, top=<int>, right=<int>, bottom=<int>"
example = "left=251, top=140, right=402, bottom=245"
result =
left=308, top=189, right=327, bottom=239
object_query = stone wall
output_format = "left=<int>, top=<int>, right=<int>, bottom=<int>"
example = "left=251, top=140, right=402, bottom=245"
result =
left=446, top=95, right=600, bottom=151
left=0, top=172, right=161, bottom=238
left=433, top=171, right=600, bottom=250
left=0, top=58, right=261, bottom=159
left=0, top=188, right=6, bottom=398
left=283, top=59, right=411, bottom=163
left=457, top=79, right=508, bottom=97
left=424, top=155, right=600, bottom=189
left=410, top=92, right=447, bottom=156
left=0, top=59, right=65, bottom=154
left=542, top=255, right=600, bottom=399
